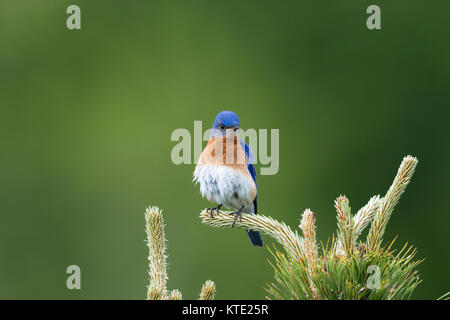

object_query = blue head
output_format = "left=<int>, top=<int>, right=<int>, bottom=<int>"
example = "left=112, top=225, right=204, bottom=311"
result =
left=211, top=111, right=240, bottom=137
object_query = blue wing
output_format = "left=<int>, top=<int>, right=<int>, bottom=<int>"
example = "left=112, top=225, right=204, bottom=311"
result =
left=240, top=140, right=257, bottom=184
left=240, top=140, right=263, bottom=247
left=243, top=142, right=257, bottom=211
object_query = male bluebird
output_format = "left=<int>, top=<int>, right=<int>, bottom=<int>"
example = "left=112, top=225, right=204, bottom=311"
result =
left=194, top=111, right=264, bottom=247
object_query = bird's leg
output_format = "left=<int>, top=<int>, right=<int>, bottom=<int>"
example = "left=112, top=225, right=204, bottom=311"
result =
left=229, top=205, right=245, bottom=227
left=206, top=204, right=223, bottom=218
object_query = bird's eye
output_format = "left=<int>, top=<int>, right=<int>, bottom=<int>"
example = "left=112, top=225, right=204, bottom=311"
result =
left=219, top=124, right=225, bottom=129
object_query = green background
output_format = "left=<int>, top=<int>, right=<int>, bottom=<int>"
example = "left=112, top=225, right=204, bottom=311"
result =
left=1, top=1, right=449, bottom=299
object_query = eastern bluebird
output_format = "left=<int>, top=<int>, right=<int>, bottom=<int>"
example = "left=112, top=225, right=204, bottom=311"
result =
left=194, top=111, right=264, bottom=247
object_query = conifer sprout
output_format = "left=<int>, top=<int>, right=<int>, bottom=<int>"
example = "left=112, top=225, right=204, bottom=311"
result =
left=147, top=283, right=164, bottom=300
left=168, top=289, right=183, bottom=300
left=334, top=195, right=355, bottom=256
left=353, top=195, right=381, bottom=240
left=367, top=155, right=418, bottom=251
left=299, top=209, right=319, bottom=298
left=145, top=206, right=168, bottom=299
left=199, top=280, right=216, bottom=300
left=145, top=206, right=216, bottom=300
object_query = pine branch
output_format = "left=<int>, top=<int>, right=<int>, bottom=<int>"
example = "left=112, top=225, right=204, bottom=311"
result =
left=299, top=209, right=318, bottom=268
left=168, top=289, right=183, bottom=300
left=299, top=209, right=319, bottom=298
left=334, top=195, right=355, bottom=256
left=353, top=195, right=381, bottom=239
left=145, top=206, right=168, bottom=299
left=147, top=283, right=164, bottom=300
left=367, top=156, right=418, bottom=251
left=145, top=206, right=216, bottom=300
left=198, top=155, right=437, bottom=300
left=199, top=280, right=216, bottom=300
left=200, top=210, right=305, bottom=262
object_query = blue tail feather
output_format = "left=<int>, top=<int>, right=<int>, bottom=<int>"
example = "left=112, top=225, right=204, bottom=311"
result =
left=247, top=230, right=264, bottom=247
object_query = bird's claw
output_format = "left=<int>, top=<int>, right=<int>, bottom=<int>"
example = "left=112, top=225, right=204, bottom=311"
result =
left=229, top=205, right=244, bottom=227
left=206, top=204, right=223, bottom=218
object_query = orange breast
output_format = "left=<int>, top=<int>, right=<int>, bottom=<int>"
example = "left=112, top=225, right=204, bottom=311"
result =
left=197, top=134, right=252, bottom=178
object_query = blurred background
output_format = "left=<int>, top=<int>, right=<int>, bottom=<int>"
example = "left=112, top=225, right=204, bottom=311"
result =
left=0, top=0, right=449, bottom=299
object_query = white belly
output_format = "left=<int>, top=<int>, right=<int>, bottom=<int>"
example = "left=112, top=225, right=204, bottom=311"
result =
left=193, top=164, right=256, bottom=210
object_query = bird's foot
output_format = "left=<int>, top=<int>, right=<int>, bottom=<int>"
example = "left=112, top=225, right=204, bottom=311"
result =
left=229, top=205, right=245, bottom=227
left=206, top=204, right=223, bottom=218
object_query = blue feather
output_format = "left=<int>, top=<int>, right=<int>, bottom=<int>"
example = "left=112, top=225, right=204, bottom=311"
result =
left=241, top=140, right=264, bottom=247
